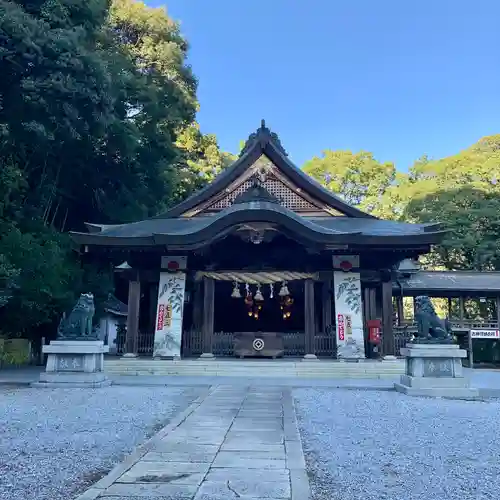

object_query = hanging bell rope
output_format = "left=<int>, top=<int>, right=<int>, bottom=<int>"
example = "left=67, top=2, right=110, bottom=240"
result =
left=195, top=271, right=318, bottom=284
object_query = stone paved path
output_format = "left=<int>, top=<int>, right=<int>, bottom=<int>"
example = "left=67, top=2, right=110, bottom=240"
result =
left=77, top=385, right=310, bottom=499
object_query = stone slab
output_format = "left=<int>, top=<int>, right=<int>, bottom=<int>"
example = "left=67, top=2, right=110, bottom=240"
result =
left=43, top=341, right=109, bottom=354
left=212, top=455, right=286, bottom=469
left=290, top=467, right=311, bottom=500
left=225, top=430, right=284, bottom=442
left=142, top=451, right=218, bottom=463
left=204, top=468, right=290, bottom=482
left=400, top=344, right=467, bottom=358
left=220, top=441, right=286, bottom=452
left=230, top=423, right=283, bottom=432
left=117, top=461, right=210, bottom=484
left=39, top=372, right=108, bottom=383
left=150, top=442, right=219, bottom=455
left=394, top=382, right=480, bottom=399
left=215, top=449, right=286, bottom=460
left=195, top=479, right=291, bottom=498
left=400, top=374, right=470, bottom=389
left=103, top=482, right=198, bottom=498
left=32, top=379, right=112, bottom=388
left=285, top=441, right=306, bottom=469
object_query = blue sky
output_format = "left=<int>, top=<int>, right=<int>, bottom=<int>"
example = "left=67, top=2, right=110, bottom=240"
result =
left=149, top=0, right=499, bottom=170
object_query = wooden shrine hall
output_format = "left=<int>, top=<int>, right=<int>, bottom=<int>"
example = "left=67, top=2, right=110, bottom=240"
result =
left=71, top=121, right=445, bottom=361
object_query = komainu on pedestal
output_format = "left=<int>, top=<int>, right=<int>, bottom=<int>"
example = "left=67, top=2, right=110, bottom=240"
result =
left=395, top=295, right=478, bottom=399
left=33, top=293, right=110, bottom=388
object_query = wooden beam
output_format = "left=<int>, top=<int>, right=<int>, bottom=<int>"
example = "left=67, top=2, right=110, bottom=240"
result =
left=381, top=280, right=394, bottom=356
left=201, top=277, right=215, bottom=356
left=304, top=278, right=316, bottom=356
left=125, top=278, right=141, bottom=356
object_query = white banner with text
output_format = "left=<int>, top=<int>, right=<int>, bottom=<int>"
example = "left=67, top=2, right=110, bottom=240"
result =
left=153, top=271, right=186, bottom=358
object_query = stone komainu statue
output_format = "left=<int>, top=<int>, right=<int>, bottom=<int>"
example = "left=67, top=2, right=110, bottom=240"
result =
left=414, top=295, right=452, bottom=342
left=57, top=293, right=97, bottom=340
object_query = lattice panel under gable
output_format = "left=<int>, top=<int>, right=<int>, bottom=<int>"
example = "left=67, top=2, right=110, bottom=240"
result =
left=207, top=175, right=321, bottom=212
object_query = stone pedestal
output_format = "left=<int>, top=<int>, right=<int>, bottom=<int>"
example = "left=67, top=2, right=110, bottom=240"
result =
left=33, top=340, right=111, bottom=388
left=394, top=343, right=478, bottom=398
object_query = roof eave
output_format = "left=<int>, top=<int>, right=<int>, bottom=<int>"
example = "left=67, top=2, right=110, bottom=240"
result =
left=70, top=232, right=155, bottom=247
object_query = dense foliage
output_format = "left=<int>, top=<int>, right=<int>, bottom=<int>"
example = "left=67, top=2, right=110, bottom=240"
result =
left=0, top=0, right=228, bottom=339
left=305, top=137, right=500, bottom=272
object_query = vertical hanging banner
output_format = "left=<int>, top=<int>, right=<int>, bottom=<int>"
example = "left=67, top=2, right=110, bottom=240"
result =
left=154, top=256, right=187, bottom=358
left=333, top=255, right=365, bottom=359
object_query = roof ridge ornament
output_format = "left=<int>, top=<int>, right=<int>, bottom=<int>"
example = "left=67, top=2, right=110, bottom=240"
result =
left=240, top=119, right=288, bottom=157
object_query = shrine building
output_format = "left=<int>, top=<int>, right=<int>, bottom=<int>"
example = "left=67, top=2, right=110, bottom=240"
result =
left=71, top=121, right=445, bottom=361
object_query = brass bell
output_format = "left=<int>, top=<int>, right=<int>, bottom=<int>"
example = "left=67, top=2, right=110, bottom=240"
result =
left=231, top=282, right=241, bottom=298
left=279, top=281, right=290, bottom=297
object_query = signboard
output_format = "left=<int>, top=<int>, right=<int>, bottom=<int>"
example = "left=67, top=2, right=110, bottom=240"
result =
left=468, top=329, right=500, bottom=368
left=334, top=266, right=365, bottom=359
left=470, top=329, right=500, bottom=339
left=337, top=314, right=345, bottom=341
left=153, top=270, right=186, bottom=358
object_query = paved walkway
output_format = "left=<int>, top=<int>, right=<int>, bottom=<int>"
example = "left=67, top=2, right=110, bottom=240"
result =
left=77, top=386, right=310, bottom=499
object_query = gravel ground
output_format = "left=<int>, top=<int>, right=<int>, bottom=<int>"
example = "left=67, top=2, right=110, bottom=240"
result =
left=0, top=385, right=204, bottom=500
left=294, top=389, right=500, bottom=500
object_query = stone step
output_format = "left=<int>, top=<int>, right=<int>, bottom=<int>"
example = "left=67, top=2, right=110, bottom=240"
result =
left=104, top=359, right=404, bottom=378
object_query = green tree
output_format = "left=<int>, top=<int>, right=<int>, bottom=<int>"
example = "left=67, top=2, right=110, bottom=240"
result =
left=303, top=150, right=396, bottom=211
left=172, top=122, right=236, bottom=202
left=0, top=0, right=201, bottom=338
left=378, top=135, right=500, bottom=270
left=404, top=188, right=500, bottom=271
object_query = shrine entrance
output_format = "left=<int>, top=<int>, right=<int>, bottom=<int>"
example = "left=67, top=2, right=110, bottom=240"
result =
left=211, top=275, right=309, bottom=358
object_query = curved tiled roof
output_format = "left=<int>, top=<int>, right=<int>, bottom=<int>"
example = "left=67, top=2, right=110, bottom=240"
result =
left=71, top=201, right=445, bottom=248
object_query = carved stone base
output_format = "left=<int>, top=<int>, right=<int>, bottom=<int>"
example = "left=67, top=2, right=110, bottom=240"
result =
left=394, top=343, right=478, bottom=398
left=337, top=338, right=365, bottom=360
left=33, top=340, right=110, bottom=388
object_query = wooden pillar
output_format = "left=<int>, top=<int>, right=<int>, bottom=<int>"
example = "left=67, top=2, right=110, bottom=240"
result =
left=459, top=296, right=465, bottom=326
left=124, top=278, right=140, bottom=357
left=149, top=282, right=158, bottom=334
left=200, top=277, right=215, bottom=358
left=192, top=280, right=203, bottom=332
left=396, top=295, right=404, bottom=326
left=304, top=278, right=316, bottom=358
left=496, top=296, right=500, bottom=327
left=321, top=279, right=332, bottom=333
left=447, top=297, right=452, bottom=319
left=381, top=279, right=394, bottom=356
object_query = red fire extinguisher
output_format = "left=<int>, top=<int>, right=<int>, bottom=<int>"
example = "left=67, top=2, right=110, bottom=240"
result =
left=367, top=319, right=381, bottom=344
